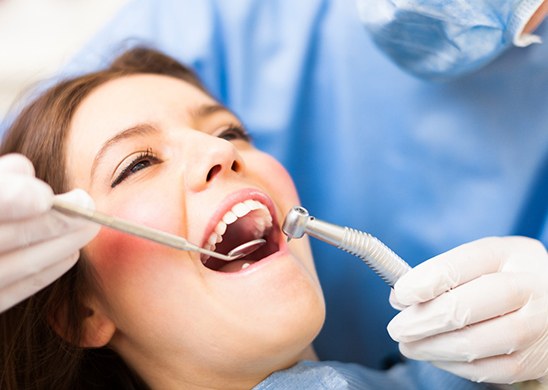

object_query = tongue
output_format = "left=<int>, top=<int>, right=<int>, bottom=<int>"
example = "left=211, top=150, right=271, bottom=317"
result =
left=218, top=260, right=256, bottom=273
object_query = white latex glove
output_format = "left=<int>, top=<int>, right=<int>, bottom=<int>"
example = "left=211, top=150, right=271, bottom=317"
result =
left=0, top=154, right=99, bottom=313
left=387, top=236, right=548, bottom=384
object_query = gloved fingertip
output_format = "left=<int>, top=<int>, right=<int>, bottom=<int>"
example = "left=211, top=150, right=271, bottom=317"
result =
left=389, top=288, right=407, bottom=310
left=394, top=268, right=446, bottom=306
left=56, top=189, right=95, bottom=210
left=0, top=177, right=54, bottom=220
left=386, top=317, right=403, bottom=342
left=0, top=153, right=35, bottom=175
left=392, top=277, right=420, bottom=306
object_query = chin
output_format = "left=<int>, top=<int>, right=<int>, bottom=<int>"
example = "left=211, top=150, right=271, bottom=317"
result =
left=250, top=263, right=325, bottom=354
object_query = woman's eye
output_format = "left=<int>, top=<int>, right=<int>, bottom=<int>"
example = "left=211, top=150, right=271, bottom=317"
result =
left=112, top=149, right=160, bottom=188
left=217, top=125, right=251, bottom=142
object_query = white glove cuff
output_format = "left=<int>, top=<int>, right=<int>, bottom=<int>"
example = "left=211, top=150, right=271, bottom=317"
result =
left=509, top=0, right=545, bottom=46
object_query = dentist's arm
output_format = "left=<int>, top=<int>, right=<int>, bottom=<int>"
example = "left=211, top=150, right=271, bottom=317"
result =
left=388, top=236, right=548, bottom=384
left=0, top=154, right=99, bottom=313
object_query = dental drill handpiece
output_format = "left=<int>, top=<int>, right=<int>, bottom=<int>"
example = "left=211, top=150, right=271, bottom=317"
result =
left=282, top=206, right=411, bottom=286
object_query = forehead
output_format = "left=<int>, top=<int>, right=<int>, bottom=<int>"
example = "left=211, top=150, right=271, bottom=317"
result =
left=67, top=73, right=217, bottom=151
left=71, top=73, right=215, bottom=131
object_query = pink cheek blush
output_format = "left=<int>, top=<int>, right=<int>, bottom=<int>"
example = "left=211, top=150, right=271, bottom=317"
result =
left=85, top=202, right=183, bottom=272
left=87, top=227, right=161, bottom=274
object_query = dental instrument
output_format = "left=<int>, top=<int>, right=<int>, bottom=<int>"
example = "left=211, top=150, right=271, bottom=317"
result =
left=282, top=206, right=411, bottom=286
left=52, top=198, right=265, bottom=261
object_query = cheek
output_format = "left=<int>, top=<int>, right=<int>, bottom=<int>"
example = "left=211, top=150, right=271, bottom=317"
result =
left=84, top=197, right=184, bottom=287
left=88, top=229, right=155, bottom=275
left=250, top=153, right=301, bottom=209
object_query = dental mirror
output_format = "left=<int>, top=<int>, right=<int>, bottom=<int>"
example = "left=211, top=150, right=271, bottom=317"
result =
left=226, top=238, right=266, bottom=259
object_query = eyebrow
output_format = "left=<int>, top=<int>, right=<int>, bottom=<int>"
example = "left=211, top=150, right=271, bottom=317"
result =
left=89, top=104, right=233, bottom=182
left=189, top=103, right=232, bottom=119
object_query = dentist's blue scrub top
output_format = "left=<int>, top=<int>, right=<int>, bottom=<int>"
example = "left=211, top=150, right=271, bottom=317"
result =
left=56, top=0, right=548, bottom=370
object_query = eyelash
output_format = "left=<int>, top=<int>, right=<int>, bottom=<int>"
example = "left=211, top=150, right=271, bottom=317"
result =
left=218, top=124, right=251, bottom=142
left=110, top=125, right=250, bottom=188
left=111, top=148, right=159, bottom=188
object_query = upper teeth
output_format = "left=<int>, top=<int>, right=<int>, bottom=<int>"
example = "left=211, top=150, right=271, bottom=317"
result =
left=204, top=199, right=272, bottom=252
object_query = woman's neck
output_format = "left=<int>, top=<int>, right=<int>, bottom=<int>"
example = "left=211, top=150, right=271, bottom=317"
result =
left=122, top=344, right=319, bottom=389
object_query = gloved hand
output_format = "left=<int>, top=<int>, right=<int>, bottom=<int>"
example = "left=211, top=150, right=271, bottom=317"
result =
left=387, top=236, right=548, bottom=384
left=0, top=154, right=99, bottom=313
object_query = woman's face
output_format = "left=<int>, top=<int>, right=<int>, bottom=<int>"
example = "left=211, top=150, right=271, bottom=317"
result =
left=65, top=74, right=325, bottom=388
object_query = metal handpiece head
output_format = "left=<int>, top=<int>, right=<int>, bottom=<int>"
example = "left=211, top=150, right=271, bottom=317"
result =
left=282, top=206, right=310, bottom=240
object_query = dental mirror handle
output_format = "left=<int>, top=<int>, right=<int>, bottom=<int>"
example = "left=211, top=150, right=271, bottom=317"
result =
left=52, top=198, right=243, bottom=261
left=283, top=206, right=411, bottom=286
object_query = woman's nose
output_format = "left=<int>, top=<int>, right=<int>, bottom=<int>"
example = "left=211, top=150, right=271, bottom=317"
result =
left=186, top=133, right=245, bottom=191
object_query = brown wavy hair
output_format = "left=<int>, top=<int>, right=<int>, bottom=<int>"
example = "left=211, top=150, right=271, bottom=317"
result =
left=0, top=47, right=208, bottom=389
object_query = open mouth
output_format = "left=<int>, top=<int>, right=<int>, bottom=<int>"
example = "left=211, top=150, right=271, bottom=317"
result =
left=201, top=199, right=280, bottom=272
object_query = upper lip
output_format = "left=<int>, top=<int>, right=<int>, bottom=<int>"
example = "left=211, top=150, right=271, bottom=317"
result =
left=200, top=188, right=280, bottom=252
